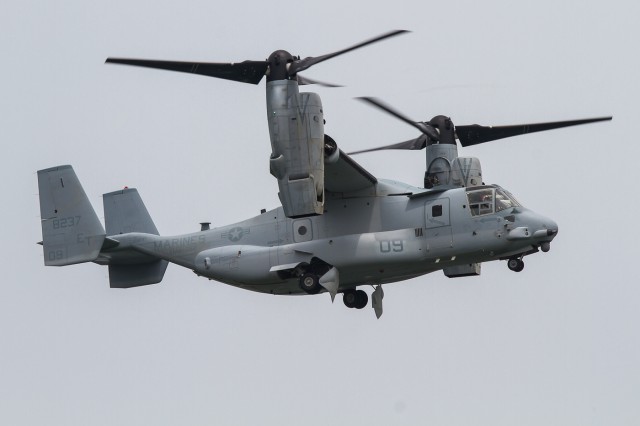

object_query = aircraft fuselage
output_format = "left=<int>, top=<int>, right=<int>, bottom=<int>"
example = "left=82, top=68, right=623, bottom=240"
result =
left=104, top=180, right=558, bottom=295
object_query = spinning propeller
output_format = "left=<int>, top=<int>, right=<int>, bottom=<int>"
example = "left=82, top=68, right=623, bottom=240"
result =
left=106, top=30, right=408, bottom=87
left=350, top=97, right=612, bottom=154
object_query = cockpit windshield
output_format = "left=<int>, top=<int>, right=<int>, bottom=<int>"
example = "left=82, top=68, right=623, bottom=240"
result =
left=466, top=185, right=521, bottom=216
left=495, top=187, right=521, bottom=212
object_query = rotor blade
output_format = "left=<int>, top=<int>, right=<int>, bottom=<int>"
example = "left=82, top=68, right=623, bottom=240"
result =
left=105, top=58, right=269, bottom=85
left=289, top=30, right=409, bottom=75
left=357, top=97, right=440, bottom=140
left=297, top=75, right=342, bottom=88
left=456, top=116, right=613, bottom=146
left=348, top=135, right=427, bottom=155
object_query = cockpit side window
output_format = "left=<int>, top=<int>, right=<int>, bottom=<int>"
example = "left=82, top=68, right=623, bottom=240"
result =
left=495, top=187, right=522, bottom=212
left=467, top=186, right=522, bottom=216
left=467, top=188, right=494, bottom=216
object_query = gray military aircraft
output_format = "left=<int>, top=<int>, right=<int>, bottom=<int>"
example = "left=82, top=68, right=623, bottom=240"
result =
left=37, top=31, right=611, bottom=317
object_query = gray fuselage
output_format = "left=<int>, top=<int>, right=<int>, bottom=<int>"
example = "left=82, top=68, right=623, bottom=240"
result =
left=112, top=179, right=557, bottom=295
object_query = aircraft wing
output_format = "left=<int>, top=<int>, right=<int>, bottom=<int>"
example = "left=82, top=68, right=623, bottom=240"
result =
left=324, top=149, right=377, bottom=194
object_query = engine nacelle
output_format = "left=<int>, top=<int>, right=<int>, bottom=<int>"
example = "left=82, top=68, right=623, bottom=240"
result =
left=422, top=116, right=482, bottom=189
left=323, top=134, right=339, bottom=164
left=267, top=80, right=324, bottom=218
left=424, top=143, right=458, bottom=188
left=451, top=157, right=483, bottom=187
left=424, top=144, right=482, bottom=189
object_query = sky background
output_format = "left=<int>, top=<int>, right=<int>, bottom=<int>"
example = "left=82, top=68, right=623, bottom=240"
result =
left=2, top=0, right=638, bottom=424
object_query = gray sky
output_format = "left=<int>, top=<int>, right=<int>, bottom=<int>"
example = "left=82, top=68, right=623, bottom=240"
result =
left=2, top=0, right=638, bottom=425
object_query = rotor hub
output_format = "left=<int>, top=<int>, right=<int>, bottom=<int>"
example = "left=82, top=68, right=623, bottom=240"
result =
left=428, top=115, right=456, bottom=145
left=267, top=50, right=296, bottom=81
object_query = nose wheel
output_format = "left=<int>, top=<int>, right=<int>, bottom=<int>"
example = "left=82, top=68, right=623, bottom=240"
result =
left=343, top=289, right=368, bottom=309
left=507, top=257, right=525, bottom=272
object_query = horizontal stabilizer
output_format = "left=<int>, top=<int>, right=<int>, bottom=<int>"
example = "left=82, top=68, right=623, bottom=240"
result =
left=37, top=165, right=106, bottom=266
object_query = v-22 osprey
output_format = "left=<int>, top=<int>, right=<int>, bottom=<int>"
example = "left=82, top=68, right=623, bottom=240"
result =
left=37, top=31, right=611, bottom=317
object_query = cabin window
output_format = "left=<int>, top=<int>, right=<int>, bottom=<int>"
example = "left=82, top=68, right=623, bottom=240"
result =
left=467, top=188, right=494, bottom=216
left=293, top=219, right=313, bottom=243
left=467, top=185, right=522, bottom=216
left=432, top=205, right=443, bottom=217
left=495, top=188, right=521, bottom=212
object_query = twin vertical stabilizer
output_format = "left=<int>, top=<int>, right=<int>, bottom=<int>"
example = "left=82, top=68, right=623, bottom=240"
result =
left=38, top=165, right=106, bottom=266
left=37, top=165, right=167, bottom=287
left=102, top=188, right=168, bottom=288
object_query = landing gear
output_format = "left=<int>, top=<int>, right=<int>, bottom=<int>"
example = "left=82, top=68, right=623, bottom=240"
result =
left=343, top=289, right=357, bottom=308
left=299, top=273, right=321, bottom=294
left=507, top=257, right=525, bottom=272
left=342, top=289, right=368, bottom=309
left=295, top=258, right=334, bottom=295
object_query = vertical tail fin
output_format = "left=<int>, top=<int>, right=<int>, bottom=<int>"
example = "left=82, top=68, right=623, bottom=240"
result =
left=37, top=165, right=106, bottom=266
left=103, top=188, right=159, bottom=236
left=102, top=188, right=168, bottom=288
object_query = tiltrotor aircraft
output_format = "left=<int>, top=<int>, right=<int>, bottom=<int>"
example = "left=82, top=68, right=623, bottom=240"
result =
left=37, top=31, right=611, bottom=317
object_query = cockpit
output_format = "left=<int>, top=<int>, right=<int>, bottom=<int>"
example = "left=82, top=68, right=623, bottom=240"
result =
left=466, top=185, right=521, bottom=216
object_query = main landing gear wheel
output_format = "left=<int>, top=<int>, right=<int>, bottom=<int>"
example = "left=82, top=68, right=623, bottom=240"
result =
left=343, top=289, right=357, bottom=308
left=343, top=289, right=368, bottom=309
left=507, top=258, right=525, bottom=272
left=354, top=290, right=368, bottom=309
left=299, top=273, right=321, bottom=294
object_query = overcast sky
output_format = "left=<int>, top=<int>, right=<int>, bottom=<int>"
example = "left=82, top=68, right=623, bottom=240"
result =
left=2, top=0, right=638, bottom=425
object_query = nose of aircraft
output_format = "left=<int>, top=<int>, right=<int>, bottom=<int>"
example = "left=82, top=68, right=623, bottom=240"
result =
left=531, top=214, right=558, bottom=252
left=505, top=209, right=558, bottom=252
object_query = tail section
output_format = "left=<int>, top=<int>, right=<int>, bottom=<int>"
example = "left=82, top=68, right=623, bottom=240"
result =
left=107, top=261, right=168, bottom=288
left=38, top=165, right=106, bottom=266
left=103, top=188, right=168, bottom=288
left=103, top=188, right=159, bottom=236
left=38, top=166, right=168, bottom=287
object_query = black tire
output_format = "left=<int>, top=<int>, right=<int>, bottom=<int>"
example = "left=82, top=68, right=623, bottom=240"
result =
left=299, top=273, right=321, bottom=294
left=354, top=290, right=368, bottom=309
left=343, top=289, right=357, bottom=308
left=514, top=259, right=525, bottom=272
left=507, top=258, right=520, bottom=271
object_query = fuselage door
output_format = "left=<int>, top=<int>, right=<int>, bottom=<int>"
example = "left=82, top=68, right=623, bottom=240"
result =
left=425, top=198, right=451, bottom=228
left=424, top=198, right=453, bottom=249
